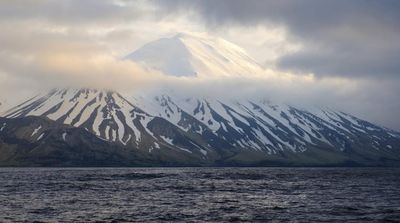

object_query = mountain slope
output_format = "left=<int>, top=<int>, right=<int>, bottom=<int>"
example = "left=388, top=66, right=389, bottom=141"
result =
left=1, top=32, right=400, bottom=166
left=0, top=116, right=223, bottom=166
left=3, top=89, right=225, bottom=161
left=2, top=89, right=400, bottom=166
left=125, top=32, right=264, bottom=77
left=0, top=116, right=135, bottom=166
left=131, top=94, right=400, bottom=164
left=5, top=89, right=143, bottom=145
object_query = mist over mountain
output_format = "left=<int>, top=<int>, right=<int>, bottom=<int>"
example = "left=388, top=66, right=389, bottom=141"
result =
left=1, top=33, right=399, bottom=167
left=2, top=3, right=400, bottom=223
left=125, top=32, right=264, bottom=77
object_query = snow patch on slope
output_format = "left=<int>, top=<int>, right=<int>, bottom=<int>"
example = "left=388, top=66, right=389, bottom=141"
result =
left=31, top=125, right=42, bottom=136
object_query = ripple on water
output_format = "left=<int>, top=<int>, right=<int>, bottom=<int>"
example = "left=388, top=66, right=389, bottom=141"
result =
left=0, top=167, right=400, bottom=222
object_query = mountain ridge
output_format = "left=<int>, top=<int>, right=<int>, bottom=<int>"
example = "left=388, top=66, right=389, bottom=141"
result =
left=2, top=87, right=400, bottom=166
left=1, top=32, right=399, bottom=166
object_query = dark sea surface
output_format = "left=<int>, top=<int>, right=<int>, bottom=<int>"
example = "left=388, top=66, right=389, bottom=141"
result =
left=1, top=168, right=400, bottom=222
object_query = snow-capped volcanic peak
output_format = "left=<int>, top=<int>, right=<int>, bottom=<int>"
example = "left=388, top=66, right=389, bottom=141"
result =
left=125, top=32, right=264, bottom=77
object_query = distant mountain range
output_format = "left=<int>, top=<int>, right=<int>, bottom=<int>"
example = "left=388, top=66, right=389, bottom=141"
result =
left=1, top=32, right=399, bottom=167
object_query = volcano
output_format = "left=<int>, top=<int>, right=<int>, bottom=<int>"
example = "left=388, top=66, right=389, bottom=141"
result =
left=1, top=33, right=400, bottom=167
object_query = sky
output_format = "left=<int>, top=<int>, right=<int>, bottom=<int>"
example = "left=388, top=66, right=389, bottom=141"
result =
left=0, top=0, right=399, bottom=130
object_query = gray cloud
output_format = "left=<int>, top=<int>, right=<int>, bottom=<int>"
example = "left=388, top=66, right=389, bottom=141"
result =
left=153, top=0, right=400, bottom=79
left=278, top=47, right=400, bottom=78
left=0, top=0, right=146, bottom=25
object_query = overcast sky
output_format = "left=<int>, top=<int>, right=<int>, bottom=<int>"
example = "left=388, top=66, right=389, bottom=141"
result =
left=0, top=0, right=399, bottom=130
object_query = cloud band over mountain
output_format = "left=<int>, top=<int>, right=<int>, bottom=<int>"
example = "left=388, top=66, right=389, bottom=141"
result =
left=0, top=0, right=399, bottom=130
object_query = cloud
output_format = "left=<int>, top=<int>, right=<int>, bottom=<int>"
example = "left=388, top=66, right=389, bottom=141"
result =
left=0, top=0, right=399, bottom=131
left=0, top=0, right=148, bottom=25
left=0, top=17, right=166, bottom=99
left=0, top=37, right=164, bottom=92
left=128, top=73, right=400, bottom=131
left=152, top=0, right=400, bottom=79
left=278, top=46, right=400, bottom=78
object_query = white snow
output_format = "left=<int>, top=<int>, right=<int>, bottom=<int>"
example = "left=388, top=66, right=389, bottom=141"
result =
left=122, top=134, right=131, bottom=146
left=92, top=106, right=103, bottom=136
left=111, top=110, right=125, bottom=142
left=160, top=136, right=174, bottom=145
left=0, top=123, right=6, bottom=131
left=220, top=122, right=227, bottom=132
left=199, top=149, right=207, bottom=156
left=105, top=126, right=110, bottom=140
left=31, top=125, right=42, bottom=136
left=176, top=146, right=193, bottom=154
left=126, top=32, right=264, bottom=77
left=111, top=129, right=116, bottom=141
left=37, top=133, right=44, bottom=141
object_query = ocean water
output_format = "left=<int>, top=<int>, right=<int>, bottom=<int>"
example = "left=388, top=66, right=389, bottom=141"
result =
left=1, top=168, right=400, bottom=222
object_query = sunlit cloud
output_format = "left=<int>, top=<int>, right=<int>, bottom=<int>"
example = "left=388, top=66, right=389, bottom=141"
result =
left=0, top=0, right=399, bottom=130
